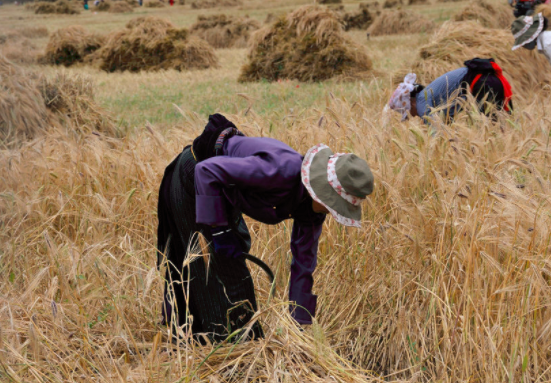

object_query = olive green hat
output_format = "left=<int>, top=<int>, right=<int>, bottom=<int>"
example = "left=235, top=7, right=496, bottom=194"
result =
left=301, top=144, right=374, bottom=228
left=512, top=13, right=544, bottom=50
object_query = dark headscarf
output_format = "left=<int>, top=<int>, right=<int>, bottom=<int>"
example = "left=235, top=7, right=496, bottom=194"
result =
left=192, top=114, right=242, bottom=162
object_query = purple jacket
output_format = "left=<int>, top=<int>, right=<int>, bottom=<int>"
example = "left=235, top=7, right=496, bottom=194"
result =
left=195, top=136, right=325, bottom=324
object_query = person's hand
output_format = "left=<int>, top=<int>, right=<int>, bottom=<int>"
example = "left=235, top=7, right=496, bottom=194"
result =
left=210, top=226, right=244, bottom=258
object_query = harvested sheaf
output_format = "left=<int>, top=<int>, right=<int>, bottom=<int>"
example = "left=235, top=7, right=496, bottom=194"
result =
left=97, top=0, right=111, bottom=11
left=454, top=0, right=513, bottom=29
left=190, top=14, right=261, bottom=49
left=413, top=21, right=551, bottom=100
left=367, top=9, right=435, bottom=36
left=239, top=5, right=373, bottom=82
left=535, top=3, right=551, bottom=18
left=145, top=0, right=165, bottom=7
left=41, top=26, right=105, bottom=67
left=109, top=1, right=134, bottom=12
left=191, top=0, right=241, bottom=9
left=0, top=56, right=118, bottom=148
left=383, top=0, right=402, bottom=8
left=97, top=16, right=219, bottom=72
left=341, top=3, right=378, bottom=31
left=34, top=0, right=80, bottom=14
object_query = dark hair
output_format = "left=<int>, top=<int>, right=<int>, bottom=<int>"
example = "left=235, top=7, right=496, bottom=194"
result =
left=410, top=84, right=425, bottom=98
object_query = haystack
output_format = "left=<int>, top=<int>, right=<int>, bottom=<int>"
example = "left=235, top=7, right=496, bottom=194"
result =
left=383, top=0, right=402, bottom=8
left=109, top=1, right=134, bottom=12
left=367, top=9, right=435, bottom=36
left=413, top=21, right=551, bottom=100
left=97, top=16, right=219, bottom=72
left=0, top=56, right=117, bottom=148
left=145, top=0, right=165, bottom=7
left=454, top=0, right=513, bottom=29
left=34, top=0, right=80, bottom=14
left=341, top=3, right=378, bottom=31
left=41, top=26, right=105, bottom=67
left=0, top=55, right=48, bottom=146
left=535, top=3, right=551, bottom=18
left=97, top=0, right=111, bottom=11
left=239, top=5, right=373, bottom=82
left=191, top=0, right=241, bottom=9
left=190, top=14, right=261, bottom=49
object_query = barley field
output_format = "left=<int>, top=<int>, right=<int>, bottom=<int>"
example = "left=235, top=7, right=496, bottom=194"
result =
left=2, top=0, right=551, bottom=382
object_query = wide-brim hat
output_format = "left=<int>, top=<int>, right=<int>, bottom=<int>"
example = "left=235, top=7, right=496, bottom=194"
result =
left=301, top=144, right=374, bottom=228
left=512, top=13, right=544, bottom=50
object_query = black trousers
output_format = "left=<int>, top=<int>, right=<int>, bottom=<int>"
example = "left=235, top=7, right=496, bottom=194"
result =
left=157, top=146, right=263, bottom=343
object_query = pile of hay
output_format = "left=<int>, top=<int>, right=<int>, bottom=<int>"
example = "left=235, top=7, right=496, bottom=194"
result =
left=190, top=14, right=261, bottom=49
left=145, top=0, right=165, bottom=7
left=34, top=0, right=80, bottom=14
left=409, top=0, right=427, bottom=5
left=239, top=5, right=373, bottom=82
left=109, top=1, right=134, bottom=12
left=383, top=0, right=402, bottom=8
left=341, top=3, right=378, bottom=31
left=95, top=16, right=218, bottom=72
left=367, top=9, right=435, bottom=35
left=453, top=0, right=513, bottom=29
left=191, top=0, right=241, bottom=9
left=96, top=0, right=111, bottom=11
left=413, top=21, right=551, bottom=100
left=0, top=56, right=118, bottom=148
left=40, top=26, right=105, bottom=67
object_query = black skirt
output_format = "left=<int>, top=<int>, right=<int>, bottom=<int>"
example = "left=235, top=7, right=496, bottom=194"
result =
left=157, top=146, right=263, bottom=343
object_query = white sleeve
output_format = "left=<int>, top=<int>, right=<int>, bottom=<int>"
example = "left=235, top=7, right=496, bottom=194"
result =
left=539, top=32, right=551, bottom=66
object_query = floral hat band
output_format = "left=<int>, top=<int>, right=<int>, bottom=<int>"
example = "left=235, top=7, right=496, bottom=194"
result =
left=327, top=154, right=363, bottom=207
left=388, top=73, right=417, bottom=121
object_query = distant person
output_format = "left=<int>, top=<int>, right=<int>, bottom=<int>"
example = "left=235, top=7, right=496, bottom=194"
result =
left=388, top=58, right=513, bottom=124
left=511, top=13, right=551, bottom=65
left=169, top=0, right=174, bottom=5
left=139, top=0, right=142, bottom=6
left=83, top=0, right=89, bottom=9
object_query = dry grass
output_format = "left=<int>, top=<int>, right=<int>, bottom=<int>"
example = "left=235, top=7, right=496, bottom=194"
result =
left=94, top=16, right=218, bottom=72
left=40, top=25, right=105, bottom=67
left=0, top=38, right=41, bottom=64
left=340, top=3, right=378, bottom=31
left=412, top=20, right=551, bottom=101
left=367, top=9, right=435, bottom=36
left=145, top=0, right=166, bottom=7
left=240, top=5, right=373, bottom=82
left=109, top=1, right=134, bottom=12
left=97, top=0, right=112, bottom=11
left=191, top=0, right=241, bottom=9
left=190, top=14, right=261, bottom=49
left=454, top=0, right=514, bottom=29
left=409, top=0, right=427, bottom=5
left=383, top=0, right=403, bottom=8
left=535, top=3, right=551, bottom=18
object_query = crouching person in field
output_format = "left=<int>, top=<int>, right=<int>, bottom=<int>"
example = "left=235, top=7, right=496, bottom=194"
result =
left=157, top=113, right=374, bottom=343
left=388, top=58, right=513, bottom=124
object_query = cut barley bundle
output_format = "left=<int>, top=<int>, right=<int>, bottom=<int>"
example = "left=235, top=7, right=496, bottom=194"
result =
left=0, top=56, right=117, bottom=148
left=41, top=26, right=105, bottom=67
left=0, top=55, right=48, bottom=146
left=97, top=16, right=218, bottom=72
left=413, top=21, right=551, bottom=100
left=190, top=14, right=261, bottom=49
left=454, top=0, right=513, bottom=29
left=367, top=9, right=435, bottom=36
left=340, top=3, right=378, bottom=31
left=239, top=5, right=373, bottom=82
left=145, top=0, right=165, bottom=7
left=383, top=0, right=402, bottom=8
left=34, top=0, right=80, bottom=14
left=191, top=0, right=241, bottom=9
left=109, top=1, right=134, bottom=12
left=96, top=0, right=111, bottom=11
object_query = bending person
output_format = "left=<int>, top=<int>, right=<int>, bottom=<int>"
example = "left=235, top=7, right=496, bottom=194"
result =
left=388, top=58, right=513, bottom=124
left=194, top=115, right=374, bottom=326
left=511, top=13, right=551, bottom=66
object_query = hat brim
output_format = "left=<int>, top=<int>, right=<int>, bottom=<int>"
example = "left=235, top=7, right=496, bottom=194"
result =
left=301, top=144, right=362, bottom=228
left=512, top=13, right=544, bottom=50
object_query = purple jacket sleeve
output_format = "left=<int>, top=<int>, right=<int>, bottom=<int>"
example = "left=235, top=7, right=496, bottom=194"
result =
left=195, top=155, right=298, bottom=226
left=289, top=220, right=323, bottom=324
